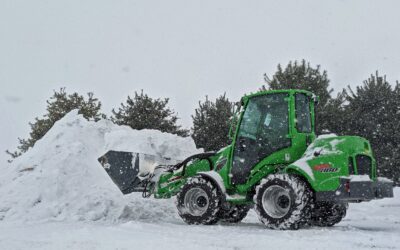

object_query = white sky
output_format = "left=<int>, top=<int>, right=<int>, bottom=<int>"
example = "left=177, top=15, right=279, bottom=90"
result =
left=1, top=0, right=399, bottom=163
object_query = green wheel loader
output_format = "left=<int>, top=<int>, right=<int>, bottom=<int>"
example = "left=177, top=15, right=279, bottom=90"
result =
left=98, top=89, right=394, bottom=229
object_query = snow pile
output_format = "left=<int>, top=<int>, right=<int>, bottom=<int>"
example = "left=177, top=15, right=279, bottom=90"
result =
left=0, top=110, right=200, bottom=222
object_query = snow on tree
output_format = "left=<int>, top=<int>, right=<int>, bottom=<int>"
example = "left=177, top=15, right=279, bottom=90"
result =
left=343, top=72, right=400, bottom=185
left=111, top=90, right=189, bottom=137
left=262, top=61, right=399, bottom=185
left=261, top=59, right=336, bottom=134
left=191, top=94, right=234, bottom=152
left=7, top=88, right=104, bottom=159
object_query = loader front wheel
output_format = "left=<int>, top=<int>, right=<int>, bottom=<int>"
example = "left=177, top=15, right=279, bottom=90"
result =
left=254, top=174, right=313, bottom=230
left=176, top=176, right=221, bottom=225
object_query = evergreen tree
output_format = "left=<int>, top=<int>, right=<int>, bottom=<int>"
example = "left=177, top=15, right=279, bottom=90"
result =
left=191, top=94, right=234, bottom=151
left=344, top=72, right=400, bottom=185
left=7, top=88, right=104, bottom=159
left=322, top=90, right=348, bottom=134
left=262, top=60, right=337, bottom=134
left=392, top=82, right=400, bottom=184
left=112, top=90, right=189, bottom=137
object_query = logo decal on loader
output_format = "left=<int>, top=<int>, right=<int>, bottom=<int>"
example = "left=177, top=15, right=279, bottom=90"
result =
left=313, top=164, right=338, bottom=173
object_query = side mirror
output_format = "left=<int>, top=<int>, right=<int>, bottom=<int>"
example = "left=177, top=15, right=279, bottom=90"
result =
left=228, top=102, right=242, bottom=140
left=228, top=114, right=238, bottom=140
left=233, top=101, right=241, bottom=114
left=312, top=95, right=319, bottom=105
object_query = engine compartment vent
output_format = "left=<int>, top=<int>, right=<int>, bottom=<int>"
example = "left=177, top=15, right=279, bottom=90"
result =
left=355, top=155, right=372, bottom=177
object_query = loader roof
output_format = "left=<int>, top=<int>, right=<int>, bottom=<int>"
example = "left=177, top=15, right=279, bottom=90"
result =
left=241, top=89, right=315, bottom=103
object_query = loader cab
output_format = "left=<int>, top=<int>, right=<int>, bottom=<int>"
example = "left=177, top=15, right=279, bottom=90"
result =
left=230, top=90, right=316, bottom=185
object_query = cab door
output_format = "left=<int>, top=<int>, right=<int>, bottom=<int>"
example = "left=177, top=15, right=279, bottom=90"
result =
left=230, top=93, right=291, bottom=185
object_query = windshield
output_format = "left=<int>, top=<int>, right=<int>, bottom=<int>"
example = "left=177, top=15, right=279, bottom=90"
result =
left=238, top=93, right=289, bottom=143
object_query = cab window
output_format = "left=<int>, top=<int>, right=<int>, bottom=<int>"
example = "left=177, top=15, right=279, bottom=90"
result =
left=295, top=94, right=312, bottom=133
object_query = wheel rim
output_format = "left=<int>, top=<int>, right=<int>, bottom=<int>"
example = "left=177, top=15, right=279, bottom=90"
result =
left=184, top=187, right=209, bottom=216
left=262, top=185, right=292, bottom=218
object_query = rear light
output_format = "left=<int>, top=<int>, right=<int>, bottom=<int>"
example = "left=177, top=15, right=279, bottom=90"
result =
left=344, top=181, right=350, bottom=193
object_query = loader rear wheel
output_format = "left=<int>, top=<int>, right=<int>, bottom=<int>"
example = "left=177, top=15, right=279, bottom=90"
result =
left=254, top=174, right=313, bottom=230
left=219, top=204, right=251, bottom=223
left=310, top=202, right=347, bottom=227
left=176, top=176, right=221, bottom=225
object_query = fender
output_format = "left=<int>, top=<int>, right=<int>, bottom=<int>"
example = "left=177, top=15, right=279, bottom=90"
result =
left=197, top=171, right=230, bottom=208
left=197, top=171, right=226, bottom=194
left=285, top=165, right=316, bottom=189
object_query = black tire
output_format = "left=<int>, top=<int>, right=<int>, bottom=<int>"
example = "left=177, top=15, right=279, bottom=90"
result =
left=310, top=202, right=348, bottom=227
left=253, top=174, right=314, bottom=230
left=176, top=176, right=221, bottom=225
left=219, top=204, right=251, bottom=223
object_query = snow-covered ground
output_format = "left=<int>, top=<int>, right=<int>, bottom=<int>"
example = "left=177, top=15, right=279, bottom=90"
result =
left=0, top=190, right=399, bottom=250
left=0, top=112, right=398, bottom=250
